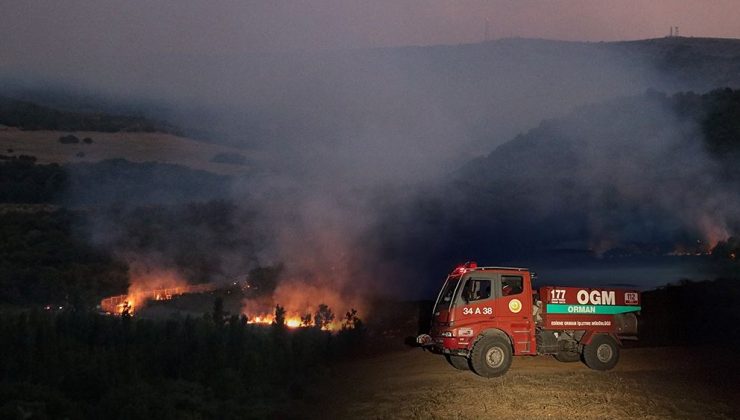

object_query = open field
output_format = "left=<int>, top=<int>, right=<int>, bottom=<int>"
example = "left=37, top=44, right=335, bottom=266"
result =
left=0, top=127, right=259, bottom=175
left=306, top=346, right=739, bottom=419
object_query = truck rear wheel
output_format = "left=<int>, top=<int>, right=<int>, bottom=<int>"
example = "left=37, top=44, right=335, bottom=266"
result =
left=470, top=336, right=512, bottom=377
left=582, top=335, right=619, bottom=371
left=445, top=354, right=470, bottom=370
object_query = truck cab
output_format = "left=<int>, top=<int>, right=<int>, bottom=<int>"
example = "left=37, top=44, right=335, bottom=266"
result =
left=418, top=262, right=641, bottom=377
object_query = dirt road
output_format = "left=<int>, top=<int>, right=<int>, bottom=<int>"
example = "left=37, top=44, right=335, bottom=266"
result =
left=306, top=346, right=739, bottom=419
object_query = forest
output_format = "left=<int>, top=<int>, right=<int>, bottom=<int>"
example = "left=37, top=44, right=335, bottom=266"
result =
left=0, top=96, right=180, bottom=134
left=0, top=305, right=365, bottom=418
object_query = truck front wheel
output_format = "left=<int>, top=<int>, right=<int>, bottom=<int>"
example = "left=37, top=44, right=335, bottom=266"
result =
left=582, top=335, right=619, bottom=371
left=470, top=335, right=512, bottom=377
left=445, top=354, right=470, bottom=370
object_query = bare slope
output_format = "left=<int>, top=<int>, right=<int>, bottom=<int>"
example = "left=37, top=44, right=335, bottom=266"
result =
left=0, top=127, right=258, bottom=176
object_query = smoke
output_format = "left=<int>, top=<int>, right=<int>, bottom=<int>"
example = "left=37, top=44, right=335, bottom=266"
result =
left=381, top=91, right=739, bottom=283
left=556, top=94, right=737, bottom=250
left=4, top=20, right=739, bottom=304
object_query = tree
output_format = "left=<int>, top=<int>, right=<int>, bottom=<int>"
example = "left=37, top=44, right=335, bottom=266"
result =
left=342, top=308, right=363, bottom=331
left=314, top=304, right=334, bottom=330
left=212, top=297, right=225, bottom=325
left=58, top=134, right=80, bottom=144
left=300, top=313, right=312, bottom=327
left=273, top=304, right=286, bottom=327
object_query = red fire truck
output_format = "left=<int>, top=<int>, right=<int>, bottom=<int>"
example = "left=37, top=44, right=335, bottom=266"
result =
left=417, top=262, right=640, bottom=377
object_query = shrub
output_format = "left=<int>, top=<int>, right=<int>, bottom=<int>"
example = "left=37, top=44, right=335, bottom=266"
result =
left=58, top=134, right=80, bottom=144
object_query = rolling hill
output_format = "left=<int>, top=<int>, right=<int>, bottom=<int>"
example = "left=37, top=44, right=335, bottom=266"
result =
left=0, top=127, right=257, bottom=176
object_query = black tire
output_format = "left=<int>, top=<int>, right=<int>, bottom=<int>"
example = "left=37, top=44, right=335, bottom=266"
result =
left=554, top=351, right=580, bottom=363
left=445, top=354, right=470, bottom=370
left=470, top=335, right=513, bottom=378
left=582, top=335, right=619, bottom=371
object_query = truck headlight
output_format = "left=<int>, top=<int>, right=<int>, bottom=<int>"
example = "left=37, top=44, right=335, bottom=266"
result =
left=440, top=331, right=453, bottom=337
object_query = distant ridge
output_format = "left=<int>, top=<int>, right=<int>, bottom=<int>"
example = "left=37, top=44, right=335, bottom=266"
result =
left=0, top=96, right=182, bottom=134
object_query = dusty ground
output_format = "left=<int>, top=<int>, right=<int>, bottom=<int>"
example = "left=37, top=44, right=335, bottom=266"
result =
left=306, top=346, right=739, bottom=419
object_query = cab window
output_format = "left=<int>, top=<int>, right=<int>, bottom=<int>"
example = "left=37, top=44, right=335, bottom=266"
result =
left=436, top=276, right=460, bottom=309
left=501, top=275, right=523, bottom=296
left=460, top=279, right=492, bottom=302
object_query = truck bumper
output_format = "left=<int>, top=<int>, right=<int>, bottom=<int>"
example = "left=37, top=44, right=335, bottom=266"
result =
left=417, top=334, right=470, bottom=354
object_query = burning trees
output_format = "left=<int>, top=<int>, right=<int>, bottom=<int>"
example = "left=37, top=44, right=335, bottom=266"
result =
left=314, top=304, right=335, bottom=330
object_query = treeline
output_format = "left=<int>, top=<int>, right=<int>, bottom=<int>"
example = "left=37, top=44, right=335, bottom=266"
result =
left=64, top=159, right=232, bottom=206
left=0, top=307, right=365, bottom=419
left=0, top=96, right=182, bottom=134
left=0, top=156, right=67, bottom=203
left=0, top=157, right=232, bottom=206
left=0, top=157, right=243, bottom=307
left=0, top=199, right=263, bottom=308
left=0, top=209, right=128, bottom=306
left=673, top=87, right=740, bottom=160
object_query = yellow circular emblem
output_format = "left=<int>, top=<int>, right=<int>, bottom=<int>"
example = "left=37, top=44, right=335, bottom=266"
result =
left=508, top=299, right=522, bottom=313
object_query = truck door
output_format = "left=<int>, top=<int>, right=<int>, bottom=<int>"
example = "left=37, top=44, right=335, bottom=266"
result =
left=454, top=276, right=495, bottom=328
left=494, top=274, right=534, bottom=354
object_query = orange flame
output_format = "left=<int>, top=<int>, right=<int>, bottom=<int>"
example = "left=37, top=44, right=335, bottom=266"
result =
left=241, top=278, right=364, bottom=332
left=100, top=269, right=215, bottom=315
left=245, top=312, right=343, bottom=330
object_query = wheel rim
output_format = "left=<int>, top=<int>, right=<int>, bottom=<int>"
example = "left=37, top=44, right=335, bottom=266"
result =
left=485, top=347, right=505, bottom=368
left=596, top=343, right=613, bottom=363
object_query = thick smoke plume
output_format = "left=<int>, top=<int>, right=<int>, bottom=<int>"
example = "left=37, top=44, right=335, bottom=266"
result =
left=6, top=37, right=739, bottom=304
left=375, top=90, right=739, bottom=295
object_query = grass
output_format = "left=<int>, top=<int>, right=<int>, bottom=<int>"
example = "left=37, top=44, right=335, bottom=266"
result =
left=314, top=347, right=740, bottom=419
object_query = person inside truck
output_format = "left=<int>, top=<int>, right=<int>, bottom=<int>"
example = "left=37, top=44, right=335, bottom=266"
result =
left=462, top=279, right=491, bottom=301
left=501, top=276, right=523, bottom=296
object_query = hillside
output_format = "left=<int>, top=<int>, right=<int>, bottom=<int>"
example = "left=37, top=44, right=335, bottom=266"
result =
left=608, top=37, right=740, bottom=90
left=371, top=88, right=740, bottom=279
left=0, top=96, right=180, bottom=134
left=454, top=88, right=739, bottom=249
left=6, top=36, right=740, bottom=170
left=0, top=127, right=257, bottom=176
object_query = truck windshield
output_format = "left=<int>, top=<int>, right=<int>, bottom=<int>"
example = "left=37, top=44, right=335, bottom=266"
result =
left=434, top=275, right=461, bottom=312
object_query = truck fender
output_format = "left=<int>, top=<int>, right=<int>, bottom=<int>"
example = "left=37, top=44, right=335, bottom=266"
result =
left=471, top=328, right=513, bottom=350
left=579, top=331, right=622, bottom=346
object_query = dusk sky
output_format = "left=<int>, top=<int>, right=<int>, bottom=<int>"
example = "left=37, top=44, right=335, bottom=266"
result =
left=2, top=0, right=740, bottom=58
